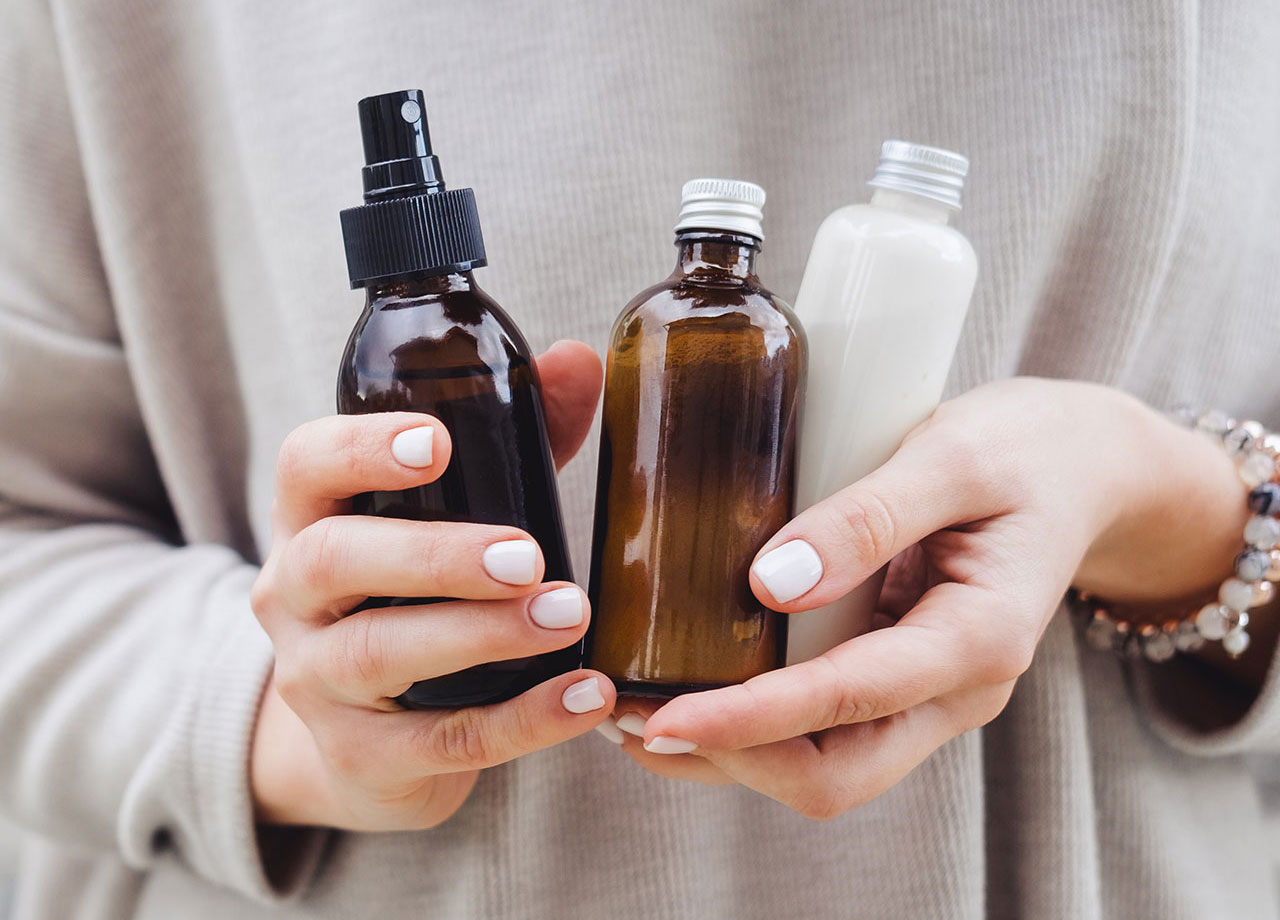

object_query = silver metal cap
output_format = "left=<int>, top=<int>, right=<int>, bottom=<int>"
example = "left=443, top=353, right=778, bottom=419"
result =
left=867, top=140, right=969, bottom=210
left=674, top=178, right=766, bottom=240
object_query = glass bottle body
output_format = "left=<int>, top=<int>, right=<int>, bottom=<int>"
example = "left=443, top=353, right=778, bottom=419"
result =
left=587, top=234, right=806, bottom=696
left=337, top=272, right=578, bottom=708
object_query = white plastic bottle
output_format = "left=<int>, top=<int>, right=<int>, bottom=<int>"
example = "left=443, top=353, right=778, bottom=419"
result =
left=785, top=141, right=978, bottom=664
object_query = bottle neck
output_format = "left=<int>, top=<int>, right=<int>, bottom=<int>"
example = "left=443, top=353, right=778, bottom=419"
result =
left=366, top=270, right=476, bottom=303
left=869, top=188, right=955, bottom=225
left=672, top=231, right=760, bottom=283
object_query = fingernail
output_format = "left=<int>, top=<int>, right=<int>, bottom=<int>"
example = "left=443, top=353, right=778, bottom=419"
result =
left=595, top=718, right=625, bottom=744
left=561, top=677, right=606, bottom=714
left=615, top=713, right=647, bottom=737
left=483, top=540, right=538, bottom=585
left=390, top=426, right=434, bottom=468
left=644, top=736, right=698, bottom=755
left=752, top=539, right=823, bottom=603
left=529, top=587, right=584, bottom=629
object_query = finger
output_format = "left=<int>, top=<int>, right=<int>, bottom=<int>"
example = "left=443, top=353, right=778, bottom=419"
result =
left=702, top=682, right=1013, bottom=819
left=306, top=584, right=591, bottom=703
left=607, top=701, right=734, bottom=784
left=276, top=517, right=546, bottom=623
left=618, top=743, right=735, bottom=785
left=274, top=413, right=454, bottom=538
left=643, top=581, right=1028, bottom=751
left=376, top=670, right=617, bottom=774
left=747, top=425, right=1005, bottom=611
left=534, top=340, right=603, bottom=469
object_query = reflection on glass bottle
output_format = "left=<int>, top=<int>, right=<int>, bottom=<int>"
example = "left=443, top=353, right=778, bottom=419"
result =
left=338, top=275, right=578, bottom=708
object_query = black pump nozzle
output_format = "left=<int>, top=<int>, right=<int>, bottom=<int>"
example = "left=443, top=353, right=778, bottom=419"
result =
left=341, top=89, right=487, bottom=288
left=358, top=89, right=445, bottom=200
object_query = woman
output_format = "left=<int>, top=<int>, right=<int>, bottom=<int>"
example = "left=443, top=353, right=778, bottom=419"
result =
left=1, top=0, right=1278, bottom=917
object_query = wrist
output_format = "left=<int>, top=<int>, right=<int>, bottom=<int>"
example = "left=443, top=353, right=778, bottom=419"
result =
left=250, top=678, right=335, bottom=827
left=1076, top=396, right=1248, bottom=603
left=249, top=677, right=481, bottom=831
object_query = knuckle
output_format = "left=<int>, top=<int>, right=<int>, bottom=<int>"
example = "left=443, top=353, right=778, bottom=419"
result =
left=321, top=728, right=368, bottom=780
left=929, top=422, right=1005, bottom=503
left=334, top=416, right=382, bottom=473
left=933, top=419, right=983, bottom=469
left=275, top=428, right=311, bottom=486
left=981, top=631, right=1036, bottom=684
left=409, top=522, right=447, bottom=585
left=249, top=568, right=278, bottom=619
left=502, top=700, right=540, bottom=752
left=272, top=657, right=309, bottom=710
left=815, top=656, right=880, bottom=728
left=791, top=781, right=847, bottom=821
left=292, top=517, right=348, bottom=593
left=422, top=709, right=493, bottom=769
left=831, top=490, right=897, bottom=565
left=327, top=614, right=389, bottom=694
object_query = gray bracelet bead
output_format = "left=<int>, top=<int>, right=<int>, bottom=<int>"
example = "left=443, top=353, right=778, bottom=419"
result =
left=1245, top=514, right=1280, bottom=549
left=1237, top=549, right=1272, bottom=583
left=1249, top=482, right=1280, bottom=516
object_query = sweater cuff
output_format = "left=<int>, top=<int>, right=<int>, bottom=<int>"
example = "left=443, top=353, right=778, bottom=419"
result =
left=121, top=567, right=330, bottom=902
left=188, top=589, right=330, bottom=900
left=1132, top=633, right=1280, bottom=756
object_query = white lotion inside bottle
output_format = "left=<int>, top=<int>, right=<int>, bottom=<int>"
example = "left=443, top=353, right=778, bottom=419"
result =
left=785, top=142, right=978, bottom=664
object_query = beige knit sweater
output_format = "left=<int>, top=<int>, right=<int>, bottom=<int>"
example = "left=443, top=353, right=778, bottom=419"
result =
left=3, top=1, right=1280, bottom=917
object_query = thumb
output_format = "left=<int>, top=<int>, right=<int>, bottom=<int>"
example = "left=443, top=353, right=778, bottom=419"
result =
left=534, top=340, right=604, bottom=470
left=748, top=432, right=988, bottom=611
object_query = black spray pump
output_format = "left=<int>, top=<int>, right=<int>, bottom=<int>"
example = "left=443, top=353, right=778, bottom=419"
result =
left=335, top=89, right=580, bottom=709
left=356, top=89, right=443, bottom=198
left=340, top=89, right=487, bottom=288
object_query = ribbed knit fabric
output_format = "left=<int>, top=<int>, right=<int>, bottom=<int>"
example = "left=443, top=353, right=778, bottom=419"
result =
left=2, top=0, right=1279, bottom=918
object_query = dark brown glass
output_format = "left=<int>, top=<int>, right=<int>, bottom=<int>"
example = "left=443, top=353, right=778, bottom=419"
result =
left=337, top=272, right=579, bottom=708
left=587, top=232, right=806, bottom=696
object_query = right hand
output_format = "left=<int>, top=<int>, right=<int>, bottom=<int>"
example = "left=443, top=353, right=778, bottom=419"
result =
left=249, top=340, right=613, bottom=831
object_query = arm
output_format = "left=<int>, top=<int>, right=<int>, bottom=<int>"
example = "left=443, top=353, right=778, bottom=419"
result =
left=610, top=379, right=1280, bottom=814
left=0, top=0, right=330, bottom=899
left=2, top=1, right=616, bottom=890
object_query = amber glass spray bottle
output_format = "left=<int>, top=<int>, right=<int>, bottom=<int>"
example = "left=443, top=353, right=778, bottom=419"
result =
left=587, top=180, right=806, bottom=696
left=336, top=89, right=578, bottom=708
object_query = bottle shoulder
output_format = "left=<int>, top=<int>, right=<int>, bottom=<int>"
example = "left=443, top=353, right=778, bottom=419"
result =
left=353, top=284, right=530, bottom=351
left=606, top=275, right=805, bottom=373
left=816, top=203, right=976, bottom=268
left=611, top=276, right=802, bottom=342
left=339, top=280, right=539, bottom=400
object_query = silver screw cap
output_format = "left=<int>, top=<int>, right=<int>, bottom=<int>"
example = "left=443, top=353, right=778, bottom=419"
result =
left=868, top=140, right=969, bottom=210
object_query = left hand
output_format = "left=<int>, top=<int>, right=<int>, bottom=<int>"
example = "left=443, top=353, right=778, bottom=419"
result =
left=609, top=377, right=1249, bottom=818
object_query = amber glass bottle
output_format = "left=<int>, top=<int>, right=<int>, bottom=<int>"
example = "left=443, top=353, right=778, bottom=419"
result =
left=336, top=90, right=578, bottom=708
left=587, top=179, right=806, bottom=696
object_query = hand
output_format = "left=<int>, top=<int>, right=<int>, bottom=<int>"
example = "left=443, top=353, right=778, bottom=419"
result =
left=611, top=378, right=1248, bottom=817
left=249, top=340, right=614, bottom=830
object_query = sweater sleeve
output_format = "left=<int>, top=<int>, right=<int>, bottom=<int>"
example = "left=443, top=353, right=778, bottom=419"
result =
left=1131, top=631, right=1280, bottom=756
left=0, top=0, right=326, bottom=903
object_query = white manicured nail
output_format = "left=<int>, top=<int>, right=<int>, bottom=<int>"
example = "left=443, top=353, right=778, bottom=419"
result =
left=390, top=426, right=434, bottom=468
left=644, top=736, right=698, bottom=755
left=482, top=540, right=538, bottom=585
left=751, top=539, right=824, bottom=603
left=595, top=719, right=625, bottom=744
left=529, top=587, right=584, bottom=629
left=561, top=677, right=606, bottom=714
left=615, top=713, right=647, bottom=737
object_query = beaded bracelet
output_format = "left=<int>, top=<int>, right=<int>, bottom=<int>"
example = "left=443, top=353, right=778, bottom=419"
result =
left=1068, top=409, right=1280, bottom=662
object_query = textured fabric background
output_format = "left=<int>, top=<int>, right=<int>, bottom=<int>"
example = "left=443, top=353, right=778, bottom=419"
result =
left=2, top=1, right=1280, bottom=918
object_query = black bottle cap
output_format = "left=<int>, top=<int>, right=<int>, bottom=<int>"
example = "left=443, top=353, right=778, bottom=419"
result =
left=340, top=89, right=487, bottom=288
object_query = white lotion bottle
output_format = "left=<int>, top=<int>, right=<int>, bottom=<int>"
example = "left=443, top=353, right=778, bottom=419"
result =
left=785, top=141, right=978, bottom=664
